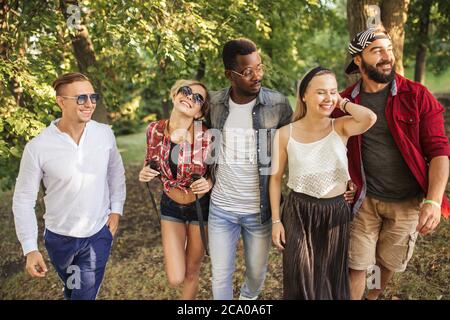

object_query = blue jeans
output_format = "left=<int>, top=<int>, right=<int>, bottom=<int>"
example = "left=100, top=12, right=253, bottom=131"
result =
left=44, top=225, right=113, bottom=300
left=208, top=201, right=272, bottom=300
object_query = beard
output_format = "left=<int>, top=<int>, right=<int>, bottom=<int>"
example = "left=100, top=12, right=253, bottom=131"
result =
left=361, top=57, right=396, bottom=83
left=236, top=82, right=261, bottom=97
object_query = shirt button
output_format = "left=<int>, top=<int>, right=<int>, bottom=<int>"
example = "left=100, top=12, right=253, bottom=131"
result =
left=253, top=112, right=256, bottom=115
left=409, top=118, right=413, bottom=122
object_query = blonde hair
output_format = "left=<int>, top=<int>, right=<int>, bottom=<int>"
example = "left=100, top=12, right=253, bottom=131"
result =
left=170, top=79, right=210, bottom=119
left=292, top=69, right=335, bottom=122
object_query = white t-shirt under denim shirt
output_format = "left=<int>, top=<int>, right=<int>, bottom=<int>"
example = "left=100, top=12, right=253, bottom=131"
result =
left=211, top=98, right=260, bottom=214
left=12, top=119, right=126, bottom=255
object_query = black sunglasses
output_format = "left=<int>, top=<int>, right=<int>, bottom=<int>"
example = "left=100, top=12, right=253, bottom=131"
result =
left=61, top=93, right=100, bottom=105
left=177, top=86, right=205, bottom=106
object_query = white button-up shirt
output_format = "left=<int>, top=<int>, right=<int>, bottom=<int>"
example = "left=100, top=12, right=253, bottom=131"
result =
left=12, top=119, right=126, bottom=255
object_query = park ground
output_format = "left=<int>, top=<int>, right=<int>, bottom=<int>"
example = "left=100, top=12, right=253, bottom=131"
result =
left=1, top=69, right=449, bottom=299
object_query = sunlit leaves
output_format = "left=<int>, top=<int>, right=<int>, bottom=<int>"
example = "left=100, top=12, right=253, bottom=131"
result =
left=0, top=0, right=357, bottom=189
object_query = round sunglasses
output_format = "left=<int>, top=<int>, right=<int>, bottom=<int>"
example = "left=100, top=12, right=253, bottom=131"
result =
left=177, top=86, right=205, bottom=106
left=61, top=93, right=100, bottom=105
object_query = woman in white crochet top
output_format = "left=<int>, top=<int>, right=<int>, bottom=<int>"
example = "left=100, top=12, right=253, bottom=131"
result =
left=269, top=66, right=376, bottom=300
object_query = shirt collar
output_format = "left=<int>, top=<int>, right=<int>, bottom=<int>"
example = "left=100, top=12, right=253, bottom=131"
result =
left=351, top=78, right=397, bottom=99
left=50, top=118, right=62, bottom=134
left=50, top=118, right=91, bottom=136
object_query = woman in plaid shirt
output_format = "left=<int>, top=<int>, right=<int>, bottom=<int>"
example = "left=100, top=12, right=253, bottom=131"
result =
left=139, top=79, right=213, bottom=299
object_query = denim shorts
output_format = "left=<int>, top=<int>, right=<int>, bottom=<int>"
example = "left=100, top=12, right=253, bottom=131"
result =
left=160, top=192, right=210, bottom=224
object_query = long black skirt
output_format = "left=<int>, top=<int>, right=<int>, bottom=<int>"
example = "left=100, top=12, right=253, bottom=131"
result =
left=281, top=191, right=352, bottom=300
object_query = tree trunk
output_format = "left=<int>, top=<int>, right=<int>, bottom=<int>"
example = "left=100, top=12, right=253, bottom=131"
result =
left=380, top=0, right=410, bottom=76
left=195, top=54, right=206, bottom=81
left=346, top=0, right=410, bottom=83
left=414, top=0, right=432, bottom=83
left=162, top=99, right=170, bottom=119
left=159, top=58, right=171, bottom=118
left=59, top=0, right=108, bottom=124
left=345, top=0, right=381, bottom=84
left=347, top=0, right=381, bottom=39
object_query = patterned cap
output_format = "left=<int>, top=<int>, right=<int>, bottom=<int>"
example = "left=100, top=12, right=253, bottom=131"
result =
left=345, top=27, right=391, bottom=74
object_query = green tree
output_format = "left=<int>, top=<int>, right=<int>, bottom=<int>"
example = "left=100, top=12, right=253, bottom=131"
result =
left=404, top=0, right=450, bottom=84
left=0, top=0, right=64, bottom=189
left=0, top=0, right=353, bottom=189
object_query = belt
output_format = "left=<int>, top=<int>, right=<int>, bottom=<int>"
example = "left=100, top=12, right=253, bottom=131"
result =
left=192, top=174, right=209, bottom=256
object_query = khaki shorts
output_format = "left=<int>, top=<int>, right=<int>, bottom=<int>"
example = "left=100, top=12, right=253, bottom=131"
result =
left=349, top=195, right=421, bottom=272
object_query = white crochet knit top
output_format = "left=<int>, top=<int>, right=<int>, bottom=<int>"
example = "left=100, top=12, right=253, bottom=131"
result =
left=286, top=120, right=350, bottom=198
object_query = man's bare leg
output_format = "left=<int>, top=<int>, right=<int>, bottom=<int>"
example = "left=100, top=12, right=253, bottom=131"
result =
left=349, top=268, right=366, bottom=300
left=366, top=262, right=395, bottom=300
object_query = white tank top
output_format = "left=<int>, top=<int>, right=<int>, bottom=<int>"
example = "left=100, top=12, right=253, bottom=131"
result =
left=286, top=120, right=350, bottom=198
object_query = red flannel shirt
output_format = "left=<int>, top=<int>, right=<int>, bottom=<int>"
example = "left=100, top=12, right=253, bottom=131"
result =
left=145, top=119, right=213, bottom=194
left=333, top=73, right=450, bottom=218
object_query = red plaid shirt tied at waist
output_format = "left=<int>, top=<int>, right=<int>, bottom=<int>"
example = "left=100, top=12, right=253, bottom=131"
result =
left=145, top=119, right=213, bottom=194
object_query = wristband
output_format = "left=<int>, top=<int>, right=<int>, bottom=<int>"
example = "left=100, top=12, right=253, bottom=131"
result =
left=272, top=219, right=281, bottom=225
left=421, top=199, right=441, bottom=209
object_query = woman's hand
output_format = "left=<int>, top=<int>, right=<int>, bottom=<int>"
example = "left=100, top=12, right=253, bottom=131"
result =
left=139, top=166, right=159, bottom=182
left=190, top=177, right=212, bottom=195
left=334, top=92, right=344, bottom=110
left=272, top=222, right=285, bottom=251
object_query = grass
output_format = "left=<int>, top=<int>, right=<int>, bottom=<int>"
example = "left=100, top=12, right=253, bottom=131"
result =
left=116, top=126, right=147, bottom=166
left=0, top=165, right=282, bottom=300
left=1, top=91, right=450, bottom=299
left=404, top=67, right=450, bottom=93
left=1, top=162, right=449, bottom=300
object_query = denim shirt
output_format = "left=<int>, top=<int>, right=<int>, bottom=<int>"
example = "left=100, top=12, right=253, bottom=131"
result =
left=206, top=86, right=293, bottom=224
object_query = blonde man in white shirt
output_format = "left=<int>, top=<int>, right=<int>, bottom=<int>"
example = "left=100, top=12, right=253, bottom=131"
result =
left=12, top=72, right=126, bottom=300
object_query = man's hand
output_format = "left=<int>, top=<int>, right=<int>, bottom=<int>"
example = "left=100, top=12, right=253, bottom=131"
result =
left=107, top=213, right=121, bottom=238
left=416, top=203, right=441, bottom=235
left=25, top=250, right=48, bottom=278
left=344, top=180, right=357, bottom=203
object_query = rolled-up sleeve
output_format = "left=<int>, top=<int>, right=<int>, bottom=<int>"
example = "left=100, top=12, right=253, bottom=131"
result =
left=107, top=128, right=126, bottom=215
left=419, top=88, right=450, bottom=161
left=12, top=143, right=43, bottom=256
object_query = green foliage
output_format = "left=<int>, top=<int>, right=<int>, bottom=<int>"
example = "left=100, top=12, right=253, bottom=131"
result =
left=0, top=1, right=63, bottom=188
left=1, top=0, right=350, bottom=189
left=404, top=0, right=450, bottom=76
left=3, top=0, right=448, bottom=189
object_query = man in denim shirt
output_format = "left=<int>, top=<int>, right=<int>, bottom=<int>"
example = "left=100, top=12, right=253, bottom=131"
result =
left=206, top=38, right=292, bottom=300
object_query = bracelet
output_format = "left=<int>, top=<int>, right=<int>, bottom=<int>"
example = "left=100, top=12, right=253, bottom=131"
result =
left=272, top=219, right=281, bottom=225
left=421, top=199, right=441, bottom=209
left=342, top=99, right=350, bottom=113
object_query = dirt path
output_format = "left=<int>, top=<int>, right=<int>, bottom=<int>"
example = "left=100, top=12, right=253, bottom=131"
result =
left=0, top=165, right=448, bottom=299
